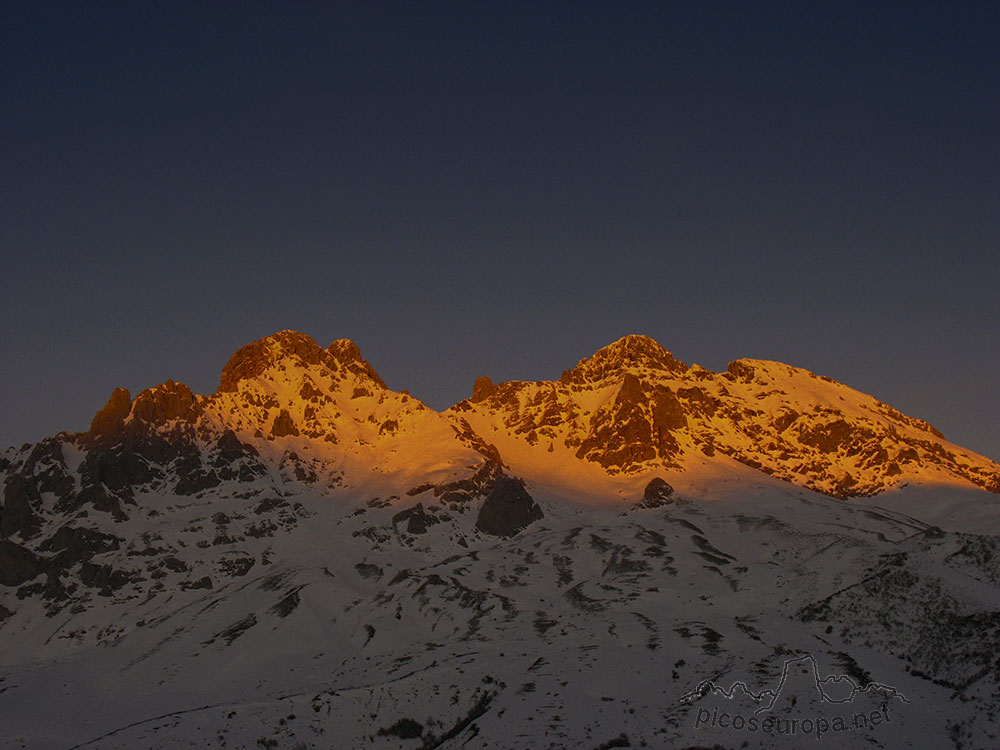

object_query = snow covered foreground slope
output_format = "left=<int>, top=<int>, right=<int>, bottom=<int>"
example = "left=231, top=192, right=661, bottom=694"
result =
left=1, top=331, right=999, bottom=749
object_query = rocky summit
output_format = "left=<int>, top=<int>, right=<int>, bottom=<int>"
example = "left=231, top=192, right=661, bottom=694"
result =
left=1, top=331, right=999, bottom=749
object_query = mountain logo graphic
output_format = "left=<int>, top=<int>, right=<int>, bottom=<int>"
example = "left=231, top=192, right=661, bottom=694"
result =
left=680, top=653, right=910, bottom=715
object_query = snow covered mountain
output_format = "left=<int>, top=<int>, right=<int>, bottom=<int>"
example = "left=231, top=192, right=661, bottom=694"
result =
left=1, top=331, right=998, bottom=749
left=449, top=334, right=999, bottom=499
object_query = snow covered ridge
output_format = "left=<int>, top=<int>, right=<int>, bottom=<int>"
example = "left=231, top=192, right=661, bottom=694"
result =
left=454, top=333, right=999, bottom=498
left=2, top=329, right=997, bottom=535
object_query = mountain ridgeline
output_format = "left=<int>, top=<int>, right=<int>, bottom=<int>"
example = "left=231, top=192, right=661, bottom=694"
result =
left=3, top=331, right=1000, bottom=748
left=4, top=330, right=997, bottom=545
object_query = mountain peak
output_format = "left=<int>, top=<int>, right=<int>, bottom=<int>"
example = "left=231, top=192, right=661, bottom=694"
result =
left=219, top=331, right=326, bottom=392
left=327, top=338, right=386, bottom=389
left=217, top=331, right=386, bottom=392
left=561, top=334, right=687, bottom=385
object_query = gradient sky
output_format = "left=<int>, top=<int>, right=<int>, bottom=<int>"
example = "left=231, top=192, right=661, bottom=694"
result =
left=2, top=1, right=998, bottom=460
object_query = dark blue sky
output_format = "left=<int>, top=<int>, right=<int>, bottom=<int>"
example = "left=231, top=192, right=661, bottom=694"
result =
left=2, top=1, right=998, bottom=459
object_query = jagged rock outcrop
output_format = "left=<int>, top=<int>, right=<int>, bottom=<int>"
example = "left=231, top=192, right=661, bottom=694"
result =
left=328, top=338, right=387, bottom=388
left=131, top=380, right=202, bottom=425
left=220, top=331, right=334, bottom=393
left=391, top=503, right=439, bottom=534
left=1, top=473, right=43, bottom=539
left=449, top=335, right=1000, bottom=498
left=89, top=387, right=132, bottom=440
left=639, top=477, right=674, bottom=508
left=475, top=477, right=543, bottom=537
left=270, top=409, right=300, bottom=438
left=471, top=376, right=496, bottom=403
left=0, top=539, right=43, bottom=587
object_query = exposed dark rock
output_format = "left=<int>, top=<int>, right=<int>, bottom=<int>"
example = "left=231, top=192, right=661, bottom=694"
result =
left=40, top=526, right=121, bottom=569
left=214, top=429, right=259, bottom=463
left=471, top=376, right=496, bottom=402
left=88, top=387, right=132, bottom=441
left=391, top=503, right=439, bottom=534
left=298, top=379, right=327, bottom=401
left=575, top=375, right=683, bottom=473
left=328, top=338, right=387, bottom=388
left=210, top=613, right=256, bottom=645
left=561, top=335, right=687, bottom=385
left=1, top=473, right=42, bottom=539
left=68, top=483, right=126, bottom=520
left=797, top=419, right=856, bottom=454
left=355, top=562, right=383, bottom=580
left=181, top=575, right=213, bottom=590
left=254, top=496, right=288, bottom=515
left=220, top=331, right=335, bottom=392
left=219, top=555, right=255, bottom=578
left=270, top=586, right=301, bottom=617
left=270, top=409, right=300, bottom=438
left=726, top=360, right=757, bottom=383
left=78, top=446, right=152, bottom=496
left=0, top=540, right=43, bottom=587
left=162, top=556, right=189, bottom=573
left=377, top=718, right=423, bottom=740
left=131, top=380, right=201, bottom=425
left=650, top=386, right=687, bottom=433
left=173, top=452, right=220, bottom=495
left=79, top=562, right=135, bottom=595
left=450, top=419, right=504, bottom=463
left=475, top=477, right=543, bottom=537
left=639, top=477, right=674, bottom=508
left=434, top=460, right=504, bottom=503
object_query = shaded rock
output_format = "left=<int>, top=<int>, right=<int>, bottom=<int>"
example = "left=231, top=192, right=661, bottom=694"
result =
left=79, top=447, right=150, bottom=495
left=88, top=387, right=132, bottom=441
left=270, top=409, right=300, bottom=438
left=475, top=477, right=543, bottom=537
left=639, top=477, right=674, bottom=508
left=355, top=562, right=383, bottom=580
left=23, top=439, right=74, bottom=498
left=130, top=380, right=201, bottom=425
left=219, top=555, right=255, bottom=578
left=434, top=460, right=504, bottom=503
left=213, top=429, right=259, bottom=463
left=1, top=473, right=42, bottom=539
left=79, top=562, right=134, bottom=595
left=40, top=525, right=122, bottom=569
left=0, top=540, right=43, bottom=587
left=471, top=376, right=496, bottom=402
left=70, top=483, right=126, bottom=519
left=172, top=451, right=219, bottom=495
left=392, top=503, right=439, bottom=534
left=162, top=556, right=189, bottom=573
left=270, top=587, right=302, bottom=617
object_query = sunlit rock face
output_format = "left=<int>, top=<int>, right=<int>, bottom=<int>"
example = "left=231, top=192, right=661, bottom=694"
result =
left=450, top=334, right=1000, bottom=498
